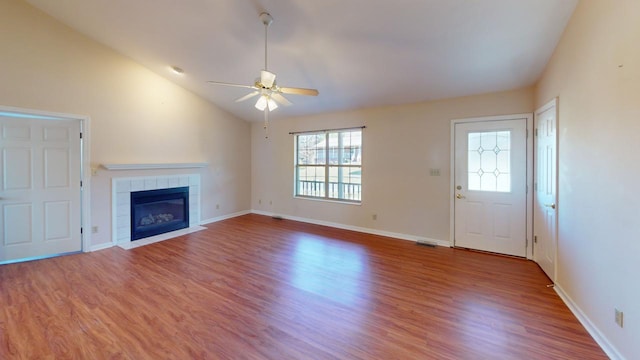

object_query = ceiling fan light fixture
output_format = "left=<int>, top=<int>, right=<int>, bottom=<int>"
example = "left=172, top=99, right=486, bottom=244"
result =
left=255, top=95, right=278, bottom=111
left=255, top=95, right=267, bottom=111
left=268, top=97, right=278, bottom=111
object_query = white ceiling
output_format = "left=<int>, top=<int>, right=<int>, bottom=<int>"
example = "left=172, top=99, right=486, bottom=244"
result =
left=25, top=0, right=578, bottom=122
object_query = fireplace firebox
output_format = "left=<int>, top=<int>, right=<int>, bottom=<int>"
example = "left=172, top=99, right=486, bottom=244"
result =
left=130, top=187, right=189, bottom=241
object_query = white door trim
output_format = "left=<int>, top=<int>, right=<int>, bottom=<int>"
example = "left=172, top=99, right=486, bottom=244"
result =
left=449, top=113, right=534, bottom=259
left=0, top=105, right=91, bottom=253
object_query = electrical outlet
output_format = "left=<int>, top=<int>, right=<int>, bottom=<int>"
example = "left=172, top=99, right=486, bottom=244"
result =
left=258, top=199, right=262, bottom=204
left=372, top=214, right=377, bottom=220
left=615, top=309, right=624, bottom=328
left=91, top=226, right=98, bottom=234
left=216, top=204, right=220, bottom=209
left=269, top=200, right=272, bottom=205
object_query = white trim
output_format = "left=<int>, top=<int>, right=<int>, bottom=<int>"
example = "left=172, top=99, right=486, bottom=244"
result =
left=449, top=113, right=534, bottom=259
left=526, top=114, right=534, bottom=259
left=102, top=163, right=207, bottom=170
left=200, top=210, right=252, bottom=225
left=554, top=285, right=624, bottom=360
left=81, top=114, right=92, bottom=253
left=293, top=195, right=362, bottom=206
left=90, top=242, right=114, bottom=252
left=251, top=210, right=450, bottom=247
left=536, top=97, right=558, bottom=114
left=0, top=105, right=92, bottom=254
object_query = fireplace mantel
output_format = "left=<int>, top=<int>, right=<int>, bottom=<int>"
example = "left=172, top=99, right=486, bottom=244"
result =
left=102, top=163, right=207, bottom=171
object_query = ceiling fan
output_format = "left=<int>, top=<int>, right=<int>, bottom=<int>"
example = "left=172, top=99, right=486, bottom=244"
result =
left=207, top=12, right=319, bottom=137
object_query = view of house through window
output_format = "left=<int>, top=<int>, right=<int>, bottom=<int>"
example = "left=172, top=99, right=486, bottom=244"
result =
left=295, top=129, right=362, bottom=202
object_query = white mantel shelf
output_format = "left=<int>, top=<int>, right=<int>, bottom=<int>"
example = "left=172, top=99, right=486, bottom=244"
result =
left=102, top=163, right=208, bottom=170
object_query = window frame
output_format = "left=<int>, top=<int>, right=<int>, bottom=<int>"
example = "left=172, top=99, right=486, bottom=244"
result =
left=294, top=128, right=362, bottom=204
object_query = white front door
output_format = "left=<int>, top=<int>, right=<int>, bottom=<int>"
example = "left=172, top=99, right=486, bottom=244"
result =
left=453, top=117, right=528, bottom=257
left=534, top=99, right=558, bottom=281
left=0, top=115, right=82, bottom=263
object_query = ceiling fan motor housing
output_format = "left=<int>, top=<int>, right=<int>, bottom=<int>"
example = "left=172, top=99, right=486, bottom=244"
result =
left=260, top=12, right=273, bottom=27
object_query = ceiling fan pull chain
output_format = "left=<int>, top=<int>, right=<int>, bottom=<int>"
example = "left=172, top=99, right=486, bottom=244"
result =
left=263, top=109, right=269, bottom=139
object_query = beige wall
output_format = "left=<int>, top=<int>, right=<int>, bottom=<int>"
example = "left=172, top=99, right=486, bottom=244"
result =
left=252, top=87, right=533, bottom=243
left=536, top=0, right=640, bottom=358
left=4, top=0, right=636, bottom=356
left=0, top=0, right=252, bottom=247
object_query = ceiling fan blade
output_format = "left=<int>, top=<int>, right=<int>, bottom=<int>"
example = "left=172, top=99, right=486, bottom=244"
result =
left=280, top=87, right=319, bottom=96
left=271, top=93, right=292, bottom=106
left=207, top=81, right=256, bottom=90
left=261, top=70, right=276, bottom=88
left=235, top=91, right=260, bottom=103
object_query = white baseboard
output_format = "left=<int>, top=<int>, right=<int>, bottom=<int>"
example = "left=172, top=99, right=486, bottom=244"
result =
left=251, top=210, right=450, bottom=247
left=90, top=242, right=115, bottom=252
left=554, top=284, right=624, bottom=360
left=200, top=210, right=251, bottom=225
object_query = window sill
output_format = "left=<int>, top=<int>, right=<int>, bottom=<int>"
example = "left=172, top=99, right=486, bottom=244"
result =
left=294, top=196, right=362, bottom=206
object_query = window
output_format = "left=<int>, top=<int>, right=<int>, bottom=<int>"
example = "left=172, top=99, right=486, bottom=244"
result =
left=295, top=129, right=362, bottom=202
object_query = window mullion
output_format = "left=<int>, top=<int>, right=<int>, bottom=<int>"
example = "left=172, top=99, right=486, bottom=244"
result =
left=295, top=137, right=299, bottom=196
left=324, top=135, right=329, bottom=199
left=338, top=133, right=344, bottom=199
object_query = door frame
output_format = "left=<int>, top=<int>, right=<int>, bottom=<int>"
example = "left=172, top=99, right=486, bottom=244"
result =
left=449, top=113, right=534, bottom=259
left=0, top=105, right=92, bottom=254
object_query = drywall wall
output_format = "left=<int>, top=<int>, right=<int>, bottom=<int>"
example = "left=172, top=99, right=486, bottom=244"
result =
left=252, top=87, right=533, bottom=243
left=0, top=0, right=252, bottom=248
left=535, top=0, right=640, bottom=358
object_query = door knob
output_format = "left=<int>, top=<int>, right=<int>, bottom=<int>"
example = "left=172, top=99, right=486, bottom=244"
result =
left=456, top=193, right=466, bottom=199
left=544, top=203, right=556, bottom=209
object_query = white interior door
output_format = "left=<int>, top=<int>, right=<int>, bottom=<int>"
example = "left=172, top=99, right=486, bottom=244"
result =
left=454, top=117, right=528, bottom=257
left=0, top=115, right=82, bottom=263
left=534, top=99, right=558, bottom=281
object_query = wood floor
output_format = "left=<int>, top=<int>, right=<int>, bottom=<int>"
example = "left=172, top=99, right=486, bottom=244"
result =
left=1, top=214, right=606, bottom=359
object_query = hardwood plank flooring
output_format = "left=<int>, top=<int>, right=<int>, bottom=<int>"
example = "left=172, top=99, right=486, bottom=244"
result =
left=0, top=214, right=606, bottom=359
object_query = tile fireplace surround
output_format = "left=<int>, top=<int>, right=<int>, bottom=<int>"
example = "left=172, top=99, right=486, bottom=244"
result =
left=112, top=174, right=203, bottom=249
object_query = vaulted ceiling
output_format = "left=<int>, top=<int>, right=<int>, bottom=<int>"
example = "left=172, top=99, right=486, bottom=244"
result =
left=26, top=0, right=578, bottom=122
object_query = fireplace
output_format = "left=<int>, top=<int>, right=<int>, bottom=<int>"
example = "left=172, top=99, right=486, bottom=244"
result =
left=130, top=187, right=189, bottom=241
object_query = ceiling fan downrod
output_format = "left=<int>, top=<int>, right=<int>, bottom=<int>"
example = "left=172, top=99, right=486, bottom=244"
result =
left=260, top=12, right=273, bottom=71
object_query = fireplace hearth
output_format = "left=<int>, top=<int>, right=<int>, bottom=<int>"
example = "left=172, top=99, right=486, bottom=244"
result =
left=130, top=187, right=189, bottom=241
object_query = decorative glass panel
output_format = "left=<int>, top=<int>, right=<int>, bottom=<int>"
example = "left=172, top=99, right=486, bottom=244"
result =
left=468, top=131, right=511, bottom=192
